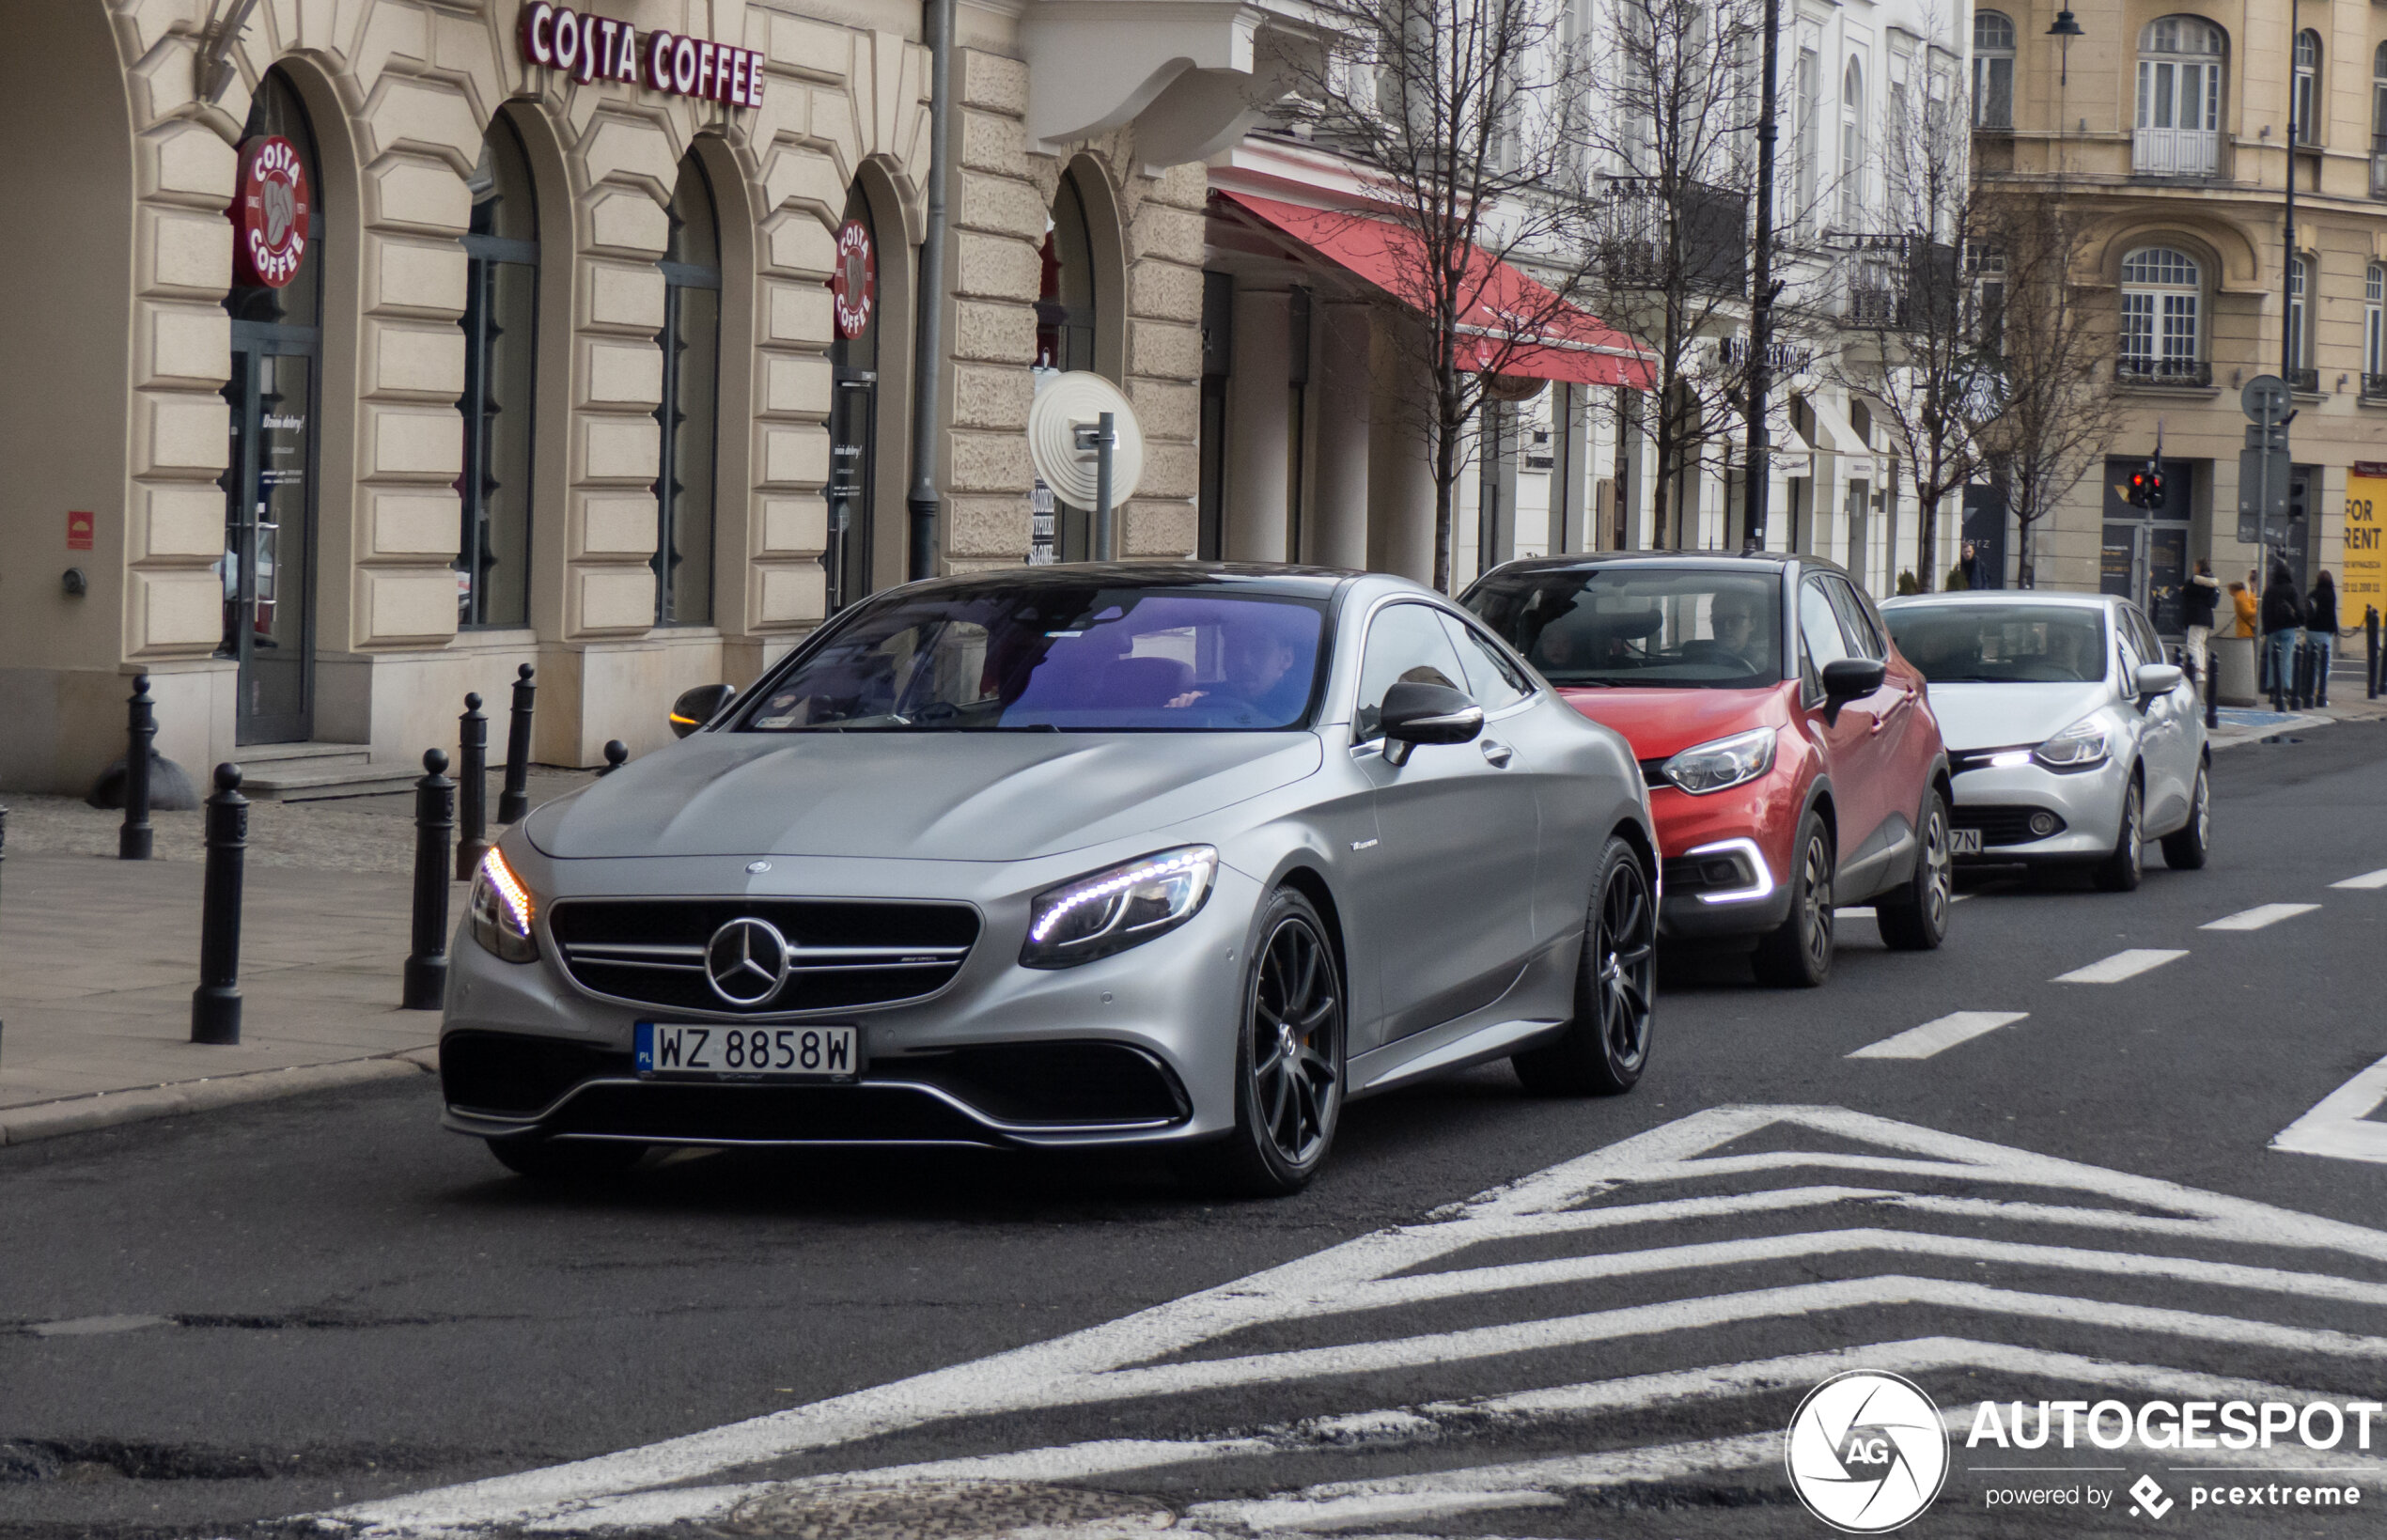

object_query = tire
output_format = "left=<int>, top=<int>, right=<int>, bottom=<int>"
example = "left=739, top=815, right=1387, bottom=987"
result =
left=1875, top=787, right=1953, bottom=951
left=487, top=1138, right=647, bottom=1182
left=1513, top=836, right=1656, bottom=1096
left=2094, top=772, right=2145, bottom=893
left=2160, top=761, right=2211, bottom=871
left=1185, top=888, right=1346, bottom=1198
left=1752, top=812, right=1835, bottom=988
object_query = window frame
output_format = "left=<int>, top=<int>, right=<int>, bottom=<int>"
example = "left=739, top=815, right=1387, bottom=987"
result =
left=2294, top=29, right=2322, bottom=147
left=2118, top=245, right=2205, bottom=379
left=457, top=113, right=539, bottom=631
left=1972, top=11, right=2015, bottom=130
left=654, top=152, right=724, bottom=629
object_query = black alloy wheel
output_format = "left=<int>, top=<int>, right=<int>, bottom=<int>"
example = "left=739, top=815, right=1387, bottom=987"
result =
left=1876, top=788, right=1953, bottom=950
left=1753, top=811, right=1835, bottom=988
left=1194, top=888, right=1345, bottom=1196
left=2095, top=774, right=2145, bottom=892
left=1514, top=835, right=1656, bottom=1095
left=2160, top=762, right=2211, bottom=870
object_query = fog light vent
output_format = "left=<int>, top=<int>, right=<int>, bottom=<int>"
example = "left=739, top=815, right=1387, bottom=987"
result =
left=2027, top=811, right=2059, bottom=838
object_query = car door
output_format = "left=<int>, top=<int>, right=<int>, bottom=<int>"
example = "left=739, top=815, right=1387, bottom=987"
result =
left=1795, top=576, right=1893, bottom=896
left=1350, top=600, right=1537, bottom=1042
left=1828, top=577, right=1928, bottom=844
left=2122, top=604, right=2192, bottom=827
left=1437, top=610, right=1570, bottom=941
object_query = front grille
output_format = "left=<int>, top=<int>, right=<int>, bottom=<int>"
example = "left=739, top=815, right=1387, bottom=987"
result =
left=542, top=1082, right=997, bottom=1144
left=550, top=898, right=979, bottom=1016
left=1954, top=804, right=2067, bottom=847
left=442, top=1031, right=632, bottom=1116
left=892, top=1042, right=1189, bottom=1125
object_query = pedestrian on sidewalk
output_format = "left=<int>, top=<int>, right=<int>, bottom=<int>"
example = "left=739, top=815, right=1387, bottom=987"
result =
left=2261, top=560, right=2304, bottom=698
left=2181, top=558, right=2220, bottom=679
left=2228, top=579, right=2257, bottom=638
left=2306, top=568, right=2339, bottom=708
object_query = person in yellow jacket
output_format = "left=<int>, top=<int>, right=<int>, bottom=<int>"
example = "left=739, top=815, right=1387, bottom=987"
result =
left=2228, top=579, right=2258, bottom=638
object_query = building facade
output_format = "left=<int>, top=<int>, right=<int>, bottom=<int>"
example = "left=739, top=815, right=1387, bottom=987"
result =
left=0, top=0, right=1254, bottom=794
left=1975, top=0, right=2383, bottom=627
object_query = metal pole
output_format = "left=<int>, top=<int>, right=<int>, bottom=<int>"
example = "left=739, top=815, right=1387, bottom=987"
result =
left=190, top=763, right=247, bottom=1045
left=119, top=674, right=155, bottom=861
left=904, top=0, right=958, bottom=581
left=497, top=664, right=535, bottom=824
left=1740, top=0, right=1783, bottom=551
left=2366, top=604, right=2379, bottom=699
left=455, top=692, right=490, bottom=879
left=1094, top=411, right=1116, bottom=562
left=404, top=749, right=455, bottom=1011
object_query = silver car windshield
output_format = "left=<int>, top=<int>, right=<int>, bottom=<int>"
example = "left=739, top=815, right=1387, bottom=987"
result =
left=1467, top=568, right=1783, bottom=688
left=736, top=586, right=1331, bottom=732
left=1884, top=605, right=2108, bottom=684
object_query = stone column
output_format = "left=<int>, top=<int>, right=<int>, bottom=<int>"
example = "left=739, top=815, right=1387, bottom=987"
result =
left=1225, top=286, right=1291, bottom=562
left=1367, top=310, right=1438, bottom=583
left=1310, top=302, right=1371, bottom=570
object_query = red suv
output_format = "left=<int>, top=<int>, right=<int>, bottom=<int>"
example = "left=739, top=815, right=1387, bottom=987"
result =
left=1464, top=553, right=1953, bottom=986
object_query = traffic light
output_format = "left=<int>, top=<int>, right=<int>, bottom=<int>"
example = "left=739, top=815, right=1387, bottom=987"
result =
left=2127, top=462, right=2164, bottom=509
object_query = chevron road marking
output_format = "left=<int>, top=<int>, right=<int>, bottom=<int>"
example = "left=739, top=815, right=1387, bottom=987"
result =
left=2273, top=1054, right=2387, bottom=1165
left=2053, top=948, right=2190, bottom=983
left=2202, top=902, right=2321, bottom=931
left=335, top=1107, right=2387, bottom=1535
left=2332, top=868, right=2387, bottom=890
left=1848, top=1010, right=2030, bottom=1059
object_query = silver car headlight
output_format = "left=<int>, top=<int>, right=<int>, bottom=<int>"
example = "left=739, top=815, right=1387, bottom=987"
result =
left=468, top=848, right=538, bottom=963
left=2034, top=717, right=2111, bottom=772
left=1022, top=845, right=1218, bottom=969
left=1661, top=727, right=1778, bottom=795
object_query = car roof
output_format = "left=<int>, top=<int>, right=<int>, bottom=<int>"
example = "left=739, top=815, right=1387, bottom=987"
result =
left=896, top=561, right=1368, bottom=602
left=1880, top=591, right=2115, bottom=611
left=1476, top=550, right=1847, bottom=582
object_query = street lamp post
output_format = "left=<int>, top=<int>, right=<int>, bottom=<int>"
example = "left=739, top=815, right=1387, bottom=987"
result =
left=1740, top=0, right=1784, bottom=552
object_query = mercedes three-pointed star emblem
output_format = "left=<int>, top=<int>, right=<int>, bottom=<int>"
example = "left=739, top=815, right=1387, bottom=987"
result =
left=704, top=917, right=792, bottom=1006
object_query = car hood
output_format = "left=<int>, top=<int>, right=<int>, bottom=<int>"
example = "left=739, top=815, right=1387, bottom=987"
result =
left=525, top=730, right=1323, bottom=863
left=1925, top=681, right=2113, bottom=752
left=1553, top=684, right=1789, bottom=760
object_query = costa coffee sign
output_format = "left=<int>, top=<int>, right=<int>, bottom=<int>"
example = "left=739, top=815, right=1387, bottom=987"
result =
left=234, top=135, right=309, bottom=288
left=832, top=219, right=876, bottom=339
left=519, top=4, right=766, bottom=107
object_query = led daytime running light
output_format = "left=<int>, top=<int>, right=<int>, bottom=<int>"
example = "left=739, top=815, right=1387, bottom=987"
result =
left=1029, top=848, right=1211, bottom=943
left=479, top=848, right=536, bottom=937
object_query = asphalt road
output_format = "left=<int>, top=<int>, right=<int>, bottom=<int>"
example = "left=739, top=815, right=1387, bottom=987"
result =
left=6, top=721, right=2387, bottom=1540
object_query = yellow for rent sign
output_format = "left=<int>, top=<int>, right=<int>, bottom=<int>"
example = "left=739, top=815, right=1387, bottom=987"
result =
left=2348, top=463, right=2387, bottom=614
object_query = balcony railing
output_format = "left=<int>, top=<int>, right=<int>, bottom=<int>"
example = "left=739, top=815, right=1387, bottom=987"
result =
left=2115, top=356, right=2213, bottom=387
left=2286, top=367, right=2320, bottom=393
left=1842, top=285, right=1909, bottom=329
left=2364, top=372, right=2387, bottom=399
left=2133, top=128, right=2220, bottom=177
left=1597, top=178, right=1749, bottom=295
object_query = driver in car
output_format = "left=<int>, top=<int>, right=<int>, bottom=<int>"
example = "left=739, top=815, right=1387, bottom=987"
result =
left=1707, top=592, right=1770, bottom=671
left=1168, top=622, right=1309, bottom=721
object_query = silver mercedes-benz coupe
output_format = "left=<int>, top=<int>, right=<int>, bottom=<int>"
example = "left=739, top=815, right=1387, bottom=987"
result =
left=441, top=565, right=1658, bottom=1194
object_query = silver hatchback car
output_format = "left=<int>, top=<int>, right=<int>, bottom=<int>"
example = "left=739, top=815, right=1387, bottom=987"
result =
left=1879, top=592, right=2209, bottom=889
left=442, top=565, right=1658, bottom=1194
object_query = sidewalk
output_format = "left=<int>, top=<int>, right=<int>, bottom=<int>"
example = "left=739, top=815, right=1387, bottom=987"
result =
left=0, top=768, right=591, bottom=1145
left=2206, top=690, right=2387, bottom=749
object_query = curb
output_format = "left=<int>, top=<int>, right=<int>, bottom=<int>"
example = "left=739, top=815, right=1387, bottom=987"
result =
left=0, top=1047, right=439, bottom=1147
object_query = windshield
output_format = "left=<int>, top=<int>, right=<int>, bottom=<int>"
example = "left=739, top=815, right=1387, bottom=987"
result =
left=734, top=585, right=1330, bottom=732
left=1466, top=568, right=1783, bottom=688
left=1884, top=604, right=2108, bottom=684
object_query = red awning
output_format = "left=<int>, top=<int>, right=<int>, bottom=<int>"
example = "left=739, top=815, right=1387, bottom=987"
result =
left=1217, top=190, right=1653, bottom=391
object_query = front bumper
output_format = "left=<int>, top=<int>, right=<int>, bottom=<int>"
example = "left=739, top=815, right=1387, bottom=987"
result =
left=1948, top=756, right=2130, bottom=862
left=1647, top=770, right=1801, bottom=940
left=440, top=852, right=1260, bottom=1150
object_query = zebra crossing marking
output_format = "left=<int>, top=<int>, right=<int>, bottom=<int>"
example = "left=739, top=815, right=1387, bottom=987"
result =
left=2273, top=1053, right=2387, bottom=1165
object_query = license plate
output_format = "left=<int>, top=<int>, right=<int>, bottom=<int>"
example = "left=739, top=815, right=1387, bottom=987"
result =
left=635, top=1022, right=861, bottom=1081
left=1949, top=827, right=1985, bottom=855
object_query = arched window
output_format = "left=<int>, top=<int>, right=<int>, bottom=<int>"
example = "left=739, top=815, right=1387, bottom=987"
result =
left=2365, top=264, right=2385, bottom=390
left=654, top=150, right=721, bottom=626
left=2373, top=44, right=2387, bottom=195
left=2135, top=17, right=2224, bottom=177
left=1033, top=165, right=1100, bottom=560
left=458, top=113, right=538, bottom=629
left=2288, top=254, right=2314, bottom=384
left=2118, top=246, right=2205, bottom=384
left=1839, top=60, right=1864, bottom=228
left=2295, top=30, right=2322, bottom=146
left=1973, top=11, right=2015, bottom=130
left=824, top=181, right=880, bottom=614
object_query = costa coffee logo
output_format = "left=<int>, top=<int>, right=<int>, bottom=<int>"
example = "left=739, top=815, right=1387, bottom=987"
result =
left=234, top=135, right=309, bottom=289
left=519, top=3, right=766, bottom=108
left=832, top=219, right=876, bottom=339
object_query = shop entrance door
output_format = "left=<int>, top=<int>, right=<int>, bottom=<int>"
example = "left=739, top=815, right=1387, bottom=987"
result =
left=824, top=366, right=876, bottom=612
left=221, top=323, right=318, bottom=744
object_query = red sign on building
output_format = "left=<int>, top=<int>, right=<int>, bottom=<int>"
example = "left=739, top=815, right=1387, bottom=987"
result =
left=66, top=510, right=93, bottom=551
left=832, top=220, right=876, bottom=339
left=233, top=135, right=310, bottom=288
left=518, top=4, right=767, bottom=108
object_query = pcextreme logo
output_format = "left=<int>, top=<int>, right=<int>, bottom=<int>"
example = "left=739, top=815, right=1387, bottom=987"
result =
left=1786, top=1370, right=1952, bottom=1532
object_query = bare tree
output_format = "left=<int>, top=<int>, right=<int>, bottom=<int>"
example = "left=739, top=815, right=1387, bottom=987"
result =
left=1973, top=187, right=2121, bottom=589
left=1272, top=0, right=1612, bottom=590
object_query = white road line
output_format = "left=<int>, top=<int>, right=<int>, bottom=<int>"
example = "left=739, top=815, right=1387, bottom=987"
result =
left=1849, top=1011, right=2029, bottom=1060
left=2272, top=1055, right=2387, bottom=1166
left=2201, top=903, right=2321, bottom=931
left=2332, top=868, right=2387, bottom=890
left=2052, top=948, right=2188, bottom=984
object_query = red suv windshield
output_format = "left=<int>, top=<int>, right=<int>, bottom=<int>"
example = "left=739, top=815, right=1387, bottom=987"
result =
left=1468, top=568, right=1784, bottom=689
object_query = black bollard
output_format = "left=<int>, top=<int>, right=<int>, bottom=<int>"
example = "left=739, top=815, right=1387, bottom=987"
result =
left=455, top=692, right=490, bottom=880
left=2368, top=607, right=2380, bottom=701
left=405, top=749, right=455, bottom=1011
left=190, top=763, right=248, bottom=1045
left=597, top=739, right=629, bottom=776
left=2205, top=640, right=2220, bottom=730
left=2299, top=641, right=2317, bottom=711
left=120, top=675, right=155, bottom=861
left=497, top=664, right=536, bottom=825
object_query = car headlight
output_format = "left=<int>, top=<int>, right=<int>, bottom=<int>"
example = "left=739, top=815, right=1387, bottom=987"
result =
left=1022, top=845, right=1217, bottom=969
left=2033, top=718, right=2111, bottom=772
left=1660, top=727, right=1778, bottom=795
left=468, top=848, right=538, bottom=963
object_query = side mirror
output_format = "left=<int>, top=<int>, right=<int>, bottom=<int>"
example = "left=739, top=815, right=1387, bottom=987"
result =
left=1820, top=658, right=1887, bottom=707
left=2134, top=662, right=2184, bottom=702
left=1379, top=680, right=1485, bottom=767
left=669, top=683, right=737, bottom=739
